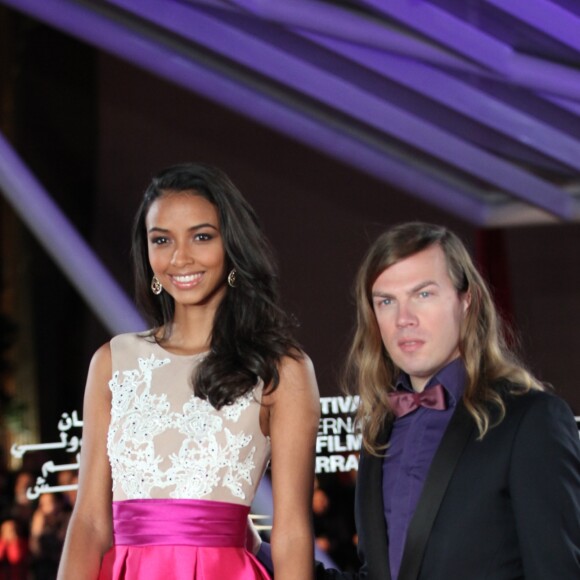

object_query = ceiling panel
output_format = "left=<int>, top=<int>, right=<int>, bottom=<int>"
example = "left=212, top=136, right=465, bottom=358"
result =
left=2, top=0, right=580, bottom=225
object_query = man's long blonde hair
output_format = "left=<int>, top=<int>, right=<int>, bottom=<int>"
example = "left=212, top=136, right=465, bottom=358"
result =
left=345, top=223, right=543, bottom=455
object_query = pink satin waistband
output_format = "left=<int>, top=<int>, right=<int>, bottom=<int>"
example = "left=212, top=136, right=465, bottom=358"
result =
left=112, top=499, right=250, bottom=547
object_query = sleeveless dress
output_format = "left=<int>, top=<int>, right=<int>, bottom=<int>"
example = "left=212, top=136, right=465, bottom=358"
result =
left=98, top=333, right=271, bottom=579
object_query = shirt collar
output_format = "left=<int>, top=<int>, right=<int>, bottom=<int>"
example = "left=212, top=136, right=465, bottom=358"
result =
left=395, top=357, right=467, bottom=407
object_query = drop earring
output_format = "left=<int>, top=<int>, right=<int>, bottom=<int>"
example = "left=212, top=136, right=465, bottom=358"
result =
left=227, top=269, right=237, bottom=288
left=151, top=275, right=163, bottom=295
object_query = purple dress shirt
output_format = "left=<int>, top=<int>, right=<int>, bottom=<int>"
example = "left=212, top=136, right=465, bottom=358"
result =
left=383, top=358, right=467, bottom=580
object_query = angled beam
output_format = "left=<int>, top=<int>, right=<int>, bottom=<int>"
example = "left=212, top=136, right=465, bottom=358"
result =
left=5, top=0, right=574, bottom=222
left=304, top=31, right=580, bottom=173
left=360, top=0, right=580, bottom=101
left=214, top=0, right=580, bottom=137
left=200, top=0, right=483, bottom=73
left=484, top=198, right=580, bottom=227
left=194, top=0, right=580, bottom=109
left=484, top=201, right=559, bottom=227
left=0, top=0, right=490, bottom=224
left=104, top=0, right=574, bottom=219
left=0, top=131, right=146, bottom=334
left=358, top=0, right=512, bottom=71
left=543, top=95, right=580, bottom=117
left=484, top=0, right=580, bottom=54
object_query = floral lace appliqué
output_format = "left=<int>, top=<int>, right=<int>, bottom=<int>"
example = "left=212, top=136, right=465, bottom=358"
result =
left=107, top=354, right=257, bottom=500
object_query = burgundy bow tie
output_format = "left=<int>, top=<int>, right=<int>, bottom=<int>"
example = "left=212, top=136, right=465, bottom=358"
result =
left=388, top=384, right=447, bottom=418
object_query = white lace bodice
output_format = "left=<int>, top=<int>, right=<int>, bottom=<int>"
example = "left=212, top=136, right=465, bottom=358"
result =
left=107, top=333, right=271, bottom=506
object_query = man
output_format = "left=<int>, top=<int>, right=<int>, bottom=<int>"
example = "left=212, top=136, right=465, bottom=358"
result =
left=257, top=222, right=580, bottom=579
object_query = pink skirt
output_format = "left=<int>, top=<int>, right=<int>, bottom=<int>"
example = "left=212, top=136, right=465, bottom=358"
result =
left=98, top=499, right=270, bottom=580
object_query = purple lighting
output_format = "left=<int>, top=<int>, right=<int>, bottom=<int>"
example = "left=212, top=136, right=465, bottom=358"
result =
left=0, top=0, right=491, bottom=224
left=484, top=0, right=580, bottom=53
left=104, top=0, right=574, bottom=219
left=2, top=0, right=579, bottom=228
left=0, top=131, right=146, bottom=334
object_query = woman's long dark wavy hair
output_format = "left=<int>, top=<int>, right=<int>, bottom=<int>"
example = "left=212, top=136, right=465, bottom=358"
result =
left=132, top=163, right=301, bottom=408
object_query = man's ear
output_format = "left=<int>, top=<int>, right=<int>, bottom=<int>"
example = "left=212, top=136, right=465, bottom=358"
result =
left=462, top=291, right=472, bottom=313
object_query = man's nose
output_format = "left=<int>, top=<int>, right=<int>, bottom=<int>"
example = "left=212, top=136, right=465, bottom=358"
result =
left=396, top=300, right=418, bottom=327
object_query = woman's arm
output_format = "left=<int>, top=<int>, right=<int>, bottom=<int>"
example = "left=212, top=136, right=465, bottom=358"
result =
left=262, top=354, right=320, bottom=580
left=57, top=343, right=114, bottom=580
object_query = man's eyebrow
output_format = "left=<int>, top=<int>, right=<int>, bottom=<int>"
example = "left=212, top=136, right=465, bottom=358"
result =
left=371, top=280, right=439, bottom=298
left=409, top=280, right=438, bottom=293
left=371, top=291, right=395, bottom=298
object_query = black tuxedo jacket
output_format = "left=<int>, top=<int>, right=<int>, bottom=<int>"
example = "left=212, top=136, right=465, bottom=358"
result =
left=316, top=388, right=580, bottom=579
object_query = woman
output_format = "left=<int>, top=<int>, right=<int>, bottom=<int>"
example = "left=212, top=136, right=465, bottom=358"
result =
left=57, top=163, right=320, bottom=579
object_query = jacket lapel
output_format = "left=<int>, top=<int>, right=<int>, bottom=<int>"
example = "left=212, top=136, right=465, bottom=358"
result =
left=357, top=422, right=393, bottom=580
left=398, top=401, right=475, bottom=580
